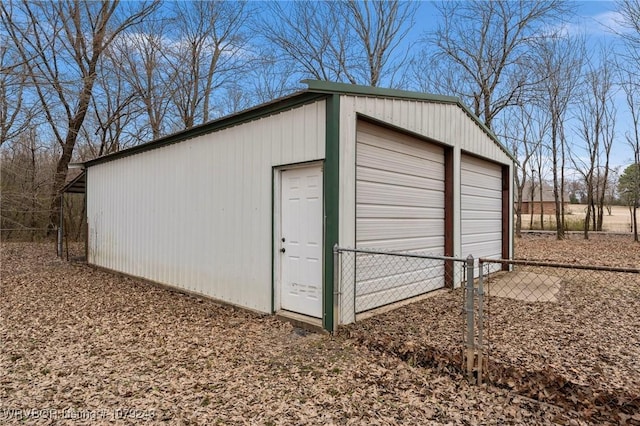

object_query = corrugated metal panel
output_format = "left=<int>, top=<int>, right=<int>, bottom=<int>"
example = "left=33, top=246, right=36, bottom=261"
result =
left=355, top=120, right=445, bottom=313
left=342, top=96, right=511, bottom=166
left=461, top=154, right=503, bottom=272
left=87, top=101, right=326, bottom=313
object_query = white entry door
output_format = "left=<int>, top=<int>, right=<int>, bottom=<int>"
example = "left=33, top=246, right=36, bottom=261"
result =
left=280, top=165, right=323, bottom=318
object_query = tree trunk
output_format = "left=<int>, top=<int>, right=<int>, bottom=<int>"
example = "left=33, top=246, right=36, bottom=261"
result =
left=515, top=185, right=523, bottom=237
left=552, top=121, right=564, bottom=240
left=583, top=189, right=592, bottom=240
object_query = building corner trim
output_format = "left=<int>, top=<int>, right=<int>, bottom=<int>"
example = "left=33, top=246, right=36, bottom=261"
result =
left=323, top=94, right=340, bottom=332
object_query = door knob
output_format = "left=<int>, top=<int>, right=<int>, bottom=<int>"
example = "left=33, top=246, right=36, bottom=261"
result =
left=280, top=247, right=286, bottom=253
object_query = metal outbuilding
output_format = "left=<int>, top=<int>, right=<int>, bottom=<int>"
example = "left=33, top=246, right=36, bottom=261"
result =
left=76, top=80, right=514, bottom=332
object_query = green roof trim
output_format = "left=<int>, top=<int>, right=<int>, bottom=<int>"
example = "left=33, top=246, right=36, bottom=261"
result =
left=84, top=91, right=328, bottom=167
left=303, top=79, right=460, bottom=104
left=83, top=79, right=515, bottom=169
left=302, top=79, right=516, bottom=162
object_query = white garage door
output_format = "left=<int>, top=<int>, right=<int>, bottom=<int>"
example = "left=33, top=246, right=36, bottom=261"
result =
left=355, top=121, right=445, bottom=313
left=461, top=154, right=503, bottom=274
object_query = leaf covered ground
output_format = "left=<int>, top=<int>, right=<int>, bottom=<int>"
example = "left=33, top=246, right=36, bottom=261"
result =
left=0, top=241, right=603, bottom=425
left=344, top=233, right=640, bottom=425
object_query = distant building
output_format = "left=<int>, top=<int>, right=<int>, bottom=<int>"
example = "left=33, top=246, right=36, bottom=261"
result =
left=516, top=182, right=569, bottom=215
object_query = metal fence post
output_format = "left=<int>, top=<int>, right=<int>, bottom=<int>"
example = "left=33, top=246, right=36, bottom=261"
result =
left=465, top=254, right=475, bottom=384
left=333, top=244, right=340, bottom=334
left=57, top=226, right=63, bottom=258
left=58, top=195, right=64, bottom=258
left=477, top=260, right=485, bottom=385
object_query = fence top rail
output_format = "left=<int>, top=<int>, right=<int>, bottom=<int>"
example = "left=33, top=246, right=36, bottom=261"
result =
left=335, top=246, right=467, bottom=263
left=479, top=257, right=640, bottom=274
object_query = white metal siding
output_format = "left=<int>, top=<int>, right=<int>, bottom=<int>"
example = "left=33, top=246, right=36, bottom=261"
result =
left=461, top=154, right=503, bottom=271
left=87, top=101, right=326, bottom=313
left=342, top=96, right=512, bottom=165
left=355, top=120, right=445, bottom=312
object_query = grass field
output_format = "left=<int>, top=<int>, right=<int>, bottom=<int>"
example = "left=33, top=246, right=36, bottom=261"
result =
left=520, top=204, right=635, bottom=232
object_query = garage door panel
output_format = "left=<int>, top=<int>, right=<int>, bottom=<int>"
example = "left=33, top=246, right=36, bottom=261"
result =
left=357, top=270, right=444, bottom=298
left=355, top=266, right=445, bottom=312
left=462, top=231, right=502, bottom=245
left=461, top=218, right=502, bottom=230
left=356, top=121, right=446, bottom=313
left=358, top=204, right=442, bottom=219
left=461, top=175, right=502, bottom=191
left=461, top=196, right=502, bottom=211
left=461, top=155, right=502, bottom=174
left=357, top=236, right=445, bottom=252
left=357, top=218, right=445, bottom=240
left=356, top=253, right=442, bottom=279
left=461, top=220, right=502, bottom=233
left=461, top=241, right=502, bottom=258
left=358, top=181, right=444, bottom=208
left=357, top=165, right=443, bottom=191
left=358, top=144, right=443, bottom=180
left=461, top=154, right=504, bottom=271
left=461, top=185, right=503, bottom=199
left=359, top=122, right=444, bottom=161
left=461, top=210, right=503, bottom=220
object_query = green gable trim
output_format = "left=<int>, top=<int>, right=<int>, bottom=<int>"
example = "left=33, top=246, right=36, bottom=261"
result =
left=323, top=94, right=340, bottom=333
left=84, top=92, right=328, bottom=168
left=303, top=80, right=516, bottom=162
left=304, top=79, right=459, bottom=104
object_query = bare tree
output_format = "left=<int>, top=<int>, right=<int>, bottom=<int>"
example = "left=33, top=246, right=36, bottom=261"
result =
left=619, top=71, right=640, bottom=241
left=1, top=0, right=159, bottom=231
left=248, top=51, right=300, bottom=104
left=83, top=45, right=145, bottom=158
left=167, top=1, right=250, bottom=128
left=616, top=0, right=640, bottom=69
left=418, top=0, right=572, bottom=129
left=616, top=0, right=640, bottom=241
left=571, top=50, right=617, bottom=237
left=604, top=167, right=620, bottom=216
left=0, top=25, right=40, bottom=147
left=497, top=104, right=546, bottom=236
left=337, top=1, right=417, bottom=87
left=531, top=144, right=547, bottom=230
left=531, top=34, right=584, bottom=239
left=0, top=130, right=57, bottom=240
left=258, top=0, right=417, bottom=88
left=115, top=16, right=173, bottom=141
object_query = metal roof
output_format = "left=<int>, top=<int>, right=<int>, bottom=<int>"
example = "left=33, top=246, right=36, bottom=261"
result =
left=81, top=80, right=515, bottom=168
left=62, top=170, right=86, bottom=194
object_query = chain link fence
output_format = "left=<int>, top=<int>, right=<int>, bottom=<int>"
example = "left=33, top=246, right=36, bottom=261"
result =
left=476, top=259, right=640, bottom=422
left=334, top=246, right=469, bottom=322
left=335, top=246, right=640, bottom=423
left=335, top=246, right=472, bottom=374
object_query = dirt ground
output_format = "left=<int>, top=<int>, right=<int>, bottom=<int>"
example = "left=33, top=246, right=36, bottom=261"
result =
left=0, top=242, right=600, bottom=425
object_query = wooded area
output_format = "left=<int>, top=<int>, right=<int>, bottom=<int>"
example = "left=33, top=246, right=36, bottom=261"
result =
left=1, top=0, right=639, bottom=242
